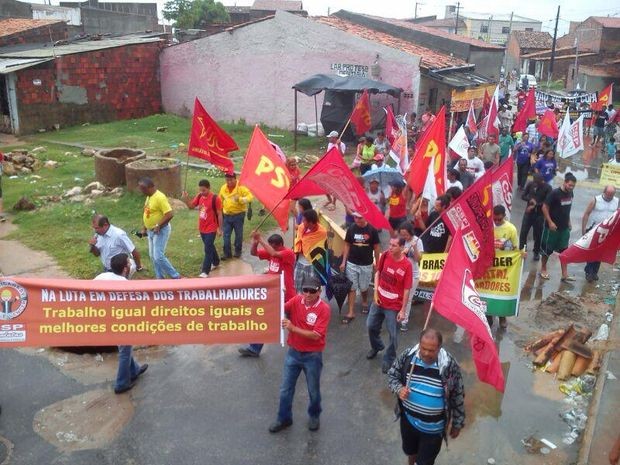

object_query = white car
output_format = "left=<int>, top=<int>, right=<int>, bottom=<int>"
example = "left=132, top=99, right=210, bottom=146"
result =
left=519, top=74, right=537, bottom=89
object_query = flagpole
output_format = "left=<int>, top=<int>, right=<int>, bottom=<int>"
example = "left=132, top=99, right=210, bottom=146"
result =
left=252, top=196, right=288, bottom=232
left=183, top=150, right=191, bottom=193
left=423, top=304, right=434, bottom=330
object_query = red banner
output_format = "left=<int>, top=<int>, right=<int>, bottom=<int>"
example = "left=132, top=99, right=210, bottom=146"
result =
left=0, top=275, right=282, bottom=347
left=407, top=106, right=446, bottom=196
left=512, top=90, right=536, bottom=133
left=442, top=169, right=495, bottom=279
left=285, top=147, right=391, bottom=230
left=560, top=210, right=620, bottom=265
left=239, top=126, right=291, bottom=230
left=466, top=100, right=478, bottom=136
left=592, top=83, right=613, bottom=111
left=480, top=89, right=491, bottom=119
left=188, top=98, right=238, bottom=172
left=492, top=156, right=514, bottom=220
left=351, top=89, right=372, bottom=135
left=432, top=228, right=505, bottom=392
left=538, top=109, right=559, bottom=139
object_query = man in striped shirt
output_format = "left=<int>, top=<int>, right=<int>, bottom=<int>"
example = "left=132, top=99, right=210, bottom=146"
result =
left=387, top=329, right=465, bottom=465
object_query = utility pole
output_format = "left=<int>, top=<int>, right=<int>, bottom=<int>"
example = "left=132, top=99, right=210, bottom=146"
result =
left=548, top=5, right=560, bottom=86
left=454, top=2, right=461, bottom=35
left=487, top=15, right=493, bottom=43
left=415, top=2, right=423, bottom=19
left=502, top=12, right=513, bottom=75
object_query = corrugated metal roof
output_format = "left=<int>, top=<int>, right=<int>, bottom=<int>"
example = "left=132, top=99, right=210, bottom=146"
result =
left=0, top=57, right=53, bottom=74
left=0, top=37, right=162, bottom=59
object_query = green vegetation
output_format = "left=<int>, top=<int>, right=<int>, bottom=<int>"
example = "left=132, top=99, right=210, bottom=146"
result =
left=1, top=114, right=325, bottom=278
left=162, top=0, right=229, bottom=28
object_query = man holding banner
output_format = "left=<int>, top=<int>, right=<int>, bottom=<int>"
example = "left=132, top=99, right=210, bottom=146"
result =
left=269, top=275, right=331, bottom=433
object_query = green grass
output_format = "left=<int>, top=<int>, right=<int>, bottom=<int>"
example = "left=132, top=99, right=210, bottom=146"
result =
left=1, top=114, right=324, bottom=278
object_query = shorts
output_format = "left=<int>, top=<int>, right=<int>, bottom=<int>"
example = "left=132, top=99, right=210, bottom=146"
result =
left=541, top=226, right=570, bottom=256
left=593, top=126, right=605, bottom=137
left=345, top=261, right=373, bottom=292
left=400, top=414, right=443, bottom=464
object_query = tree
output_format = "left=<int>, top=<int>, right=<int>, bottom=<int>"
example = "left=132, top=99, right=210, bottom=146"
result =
left=163, top=0, right=229, bottom=28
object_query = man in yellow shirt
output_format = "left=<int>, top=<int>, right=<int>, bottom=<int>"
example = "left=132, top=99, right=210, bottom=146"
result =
left=491, top=205, right=520, bottom=329
left=218, top=172, right=253, bottom=259
left=139, top=177, right=180, bottom=279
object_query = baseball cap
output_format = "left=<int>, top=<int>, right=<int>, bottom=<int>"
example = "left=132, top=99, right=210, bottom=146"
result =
left=327, top=130, right=339, bottom=138
left=301, top=275, right=321, bottom=291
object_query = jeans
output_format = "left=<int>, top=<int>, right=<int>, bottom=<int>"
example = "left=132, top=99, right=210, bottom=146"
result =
left=200, top=232, right=220, bottom=274
left=517, top=162, right=530, bottom=189
left=519, top=211, right=544, bottom=253
left=277, top=348, right=323, bottom=423
left=147, top=224, right=180, bottom=279
left=222, top=213, right=245, bottom=257
left=367, top=303, right=399, bottom=366
left=116, top=345, right=141, bottom=390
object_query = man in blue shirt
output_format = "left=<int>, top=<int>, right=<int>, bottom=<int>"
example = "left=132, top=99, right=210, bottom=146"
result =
left=533, top=149, right=557, bottom=184
left=388, top=329, right=465, bottom=465
left=514, top=133, right=534, bottom=190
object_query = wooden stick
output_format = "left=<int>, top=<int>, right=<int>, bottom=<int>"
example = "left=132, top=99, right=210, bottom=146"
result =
left=183, top=152, right=191, bottom=193
left=251, top=197, right=288, bottom=232
left=423, top=304, right=434, bottom=330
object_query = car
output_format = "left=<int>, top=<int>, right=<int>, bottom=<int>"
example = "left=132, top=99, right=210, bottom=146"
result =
left=519, top=74, right=537, bottom=89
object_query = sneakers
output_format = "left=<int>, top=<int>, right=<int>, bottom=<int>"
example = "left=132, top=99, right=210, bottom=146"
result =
left=238, top=347, right=259, bottom=358
left=308, top=417, right=320, bottom=431
left=400, top=323, right=409, bottom=332
left=366, top=347, right=384, bottom=359
left=199, top=272, right=209, bottom=278
left=211, top=264, right=219, bottom=270
left=131, top=364, right=148, bottom=382
left=269, top=419, right=292, bottom=433
left=114, top=381, right=136, bottom=394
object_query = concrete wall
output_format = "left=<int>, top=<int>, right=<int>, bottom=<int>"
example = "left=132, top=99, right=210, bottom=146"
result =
left=464, top=18, right=541, bottom=44
left=160, top=11, right=421, bottom=130
left=0, top=0, right=31, bottom=19
left=469, top=49, right=503, bottom=81
left=31, top=5, right=81, bottom=26
left=80, top=8, right=157, bottom=34
left=14, top=42, right=163, bottom=134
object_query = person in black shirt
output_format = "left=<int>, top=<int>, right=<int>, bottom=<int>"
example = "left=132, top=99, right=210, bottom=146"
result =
left=591, top=110, right=608, bottom=147
left=540, top=172, right=577, bottom=281
left=340, top=212, right=381, bottom=323
left=519, top=173, right=552, bottom=261
left=422, top=195, right=452, bottom=253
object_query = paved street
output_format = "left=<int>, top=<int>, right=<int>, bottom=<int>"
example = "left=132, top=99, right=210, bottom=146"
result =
left=0, top=168, right=618, bottom=465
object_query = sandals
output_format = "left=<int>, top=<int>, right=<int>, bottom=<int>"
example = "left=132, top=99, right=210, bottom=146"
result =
left=561, top=276, right=576, bottom=283
left=539, top=272, right=550, bottom=280
left=341, top=316, right=355, bottom=325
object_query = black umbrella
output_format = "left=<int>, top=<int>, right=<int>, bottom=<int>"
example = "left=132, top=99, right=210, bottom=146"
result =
left=327, top=270, right=353, bottom=314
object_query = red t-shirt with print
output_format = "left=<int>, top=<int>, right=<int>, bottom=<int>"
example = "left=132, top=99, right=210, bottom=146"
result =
left=285, top=295, right=331, bottom=352
left=191, top=193, right=222, bottom=234
left=257, top=249, right=296, bottom=301
left=388, top=193, right=407, bottom=218
left=376, top=251, right=412, bottom=311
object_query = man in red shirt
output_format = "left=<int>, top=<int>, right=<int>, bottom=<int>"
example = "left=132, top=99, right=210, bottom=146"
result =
left=269, top=275, right=331, bottom=433
left=239, top=231, right=296, bottom=357
left=181, top=179, right=223, bottom=277
left=367, top=236, right=413, bottom=373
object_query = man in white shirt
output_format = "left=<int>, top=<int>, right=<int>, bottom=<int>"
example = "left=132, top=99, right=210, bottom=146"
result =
left=327, top=131, right=346, bottom=155
left=455, top=146, right=485, bottom=180
left=89, top=214, right=142, bottom=275
left=94, top=253, right=148, bottom=394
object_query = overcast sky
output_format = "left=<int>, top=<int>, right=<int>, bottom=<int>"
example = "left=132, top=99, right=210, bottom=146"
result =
left=222, top=0, right=619, bottom=35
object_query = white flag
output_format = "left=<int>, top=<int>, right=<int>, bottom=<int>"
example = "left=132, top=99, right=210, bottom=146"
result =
left=557, top=112, right=585, bottom=159
left=448, top=125, right=470, bottom=159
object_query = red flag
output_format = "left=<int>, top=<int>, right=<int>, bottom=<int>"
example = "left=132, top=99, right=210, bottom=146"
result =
left=512, top=90, right=536, bottom=133
left=560, top=210, right=620, bottom=265
left=285, top=147, right=391, bottom=230
left=432, top=228, right=505, bottom=392
left=385, top=105, right=398, bottom=145
left=592, top=83, right=613, bottom=111
left=350, top=89, right=372, bottom=135
left=442, top=168, right=495, bottom=279
left=491, top=156, right=514, bottom=221
left=406, top=106, right=446, bottom=195
left=188, top=98, right=238, bottom=172
left=480, top=89, right=491, bottom=119
left=483, top=86, right=500, bottom=137
left=537, top=109, right=559, bottom=139
left=238, top=126, right=291, bottom=230
left=466, top=100, right=478, bottom=136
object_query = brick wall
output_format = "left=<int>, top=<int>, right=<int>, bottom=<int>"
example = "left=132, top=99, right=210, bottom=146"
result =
left=0, top=22, right=68, bottom=48
left=15, top=42, right=163, bottom=134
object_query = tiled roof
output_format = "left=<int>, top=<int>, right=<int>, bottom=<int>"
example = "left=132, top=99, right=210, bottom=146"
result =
left=511, top=31, right=552, bottom=49
left=313, top=16, right=469, bottom=70
left=355, top=13, right=504, bottom=50
left=0, top=19, right=65, bottom=38
left=252, top=0, right=303, bottom=11
left=521, top=45, right=574, bottom=59
left=590, top=16, right=620, bottom=28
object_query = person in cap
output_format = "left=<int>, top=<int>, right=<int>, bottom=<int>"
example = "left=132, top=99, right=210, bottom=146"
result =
left=269, top=275, right=331, bottom=433
left=218, top=172, right=254, bottom=260
left=340, top=212, right=381, bottom=323
left=327, top=130, right=346, bottom=155
left=374, top=131, right=391, bottom=157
